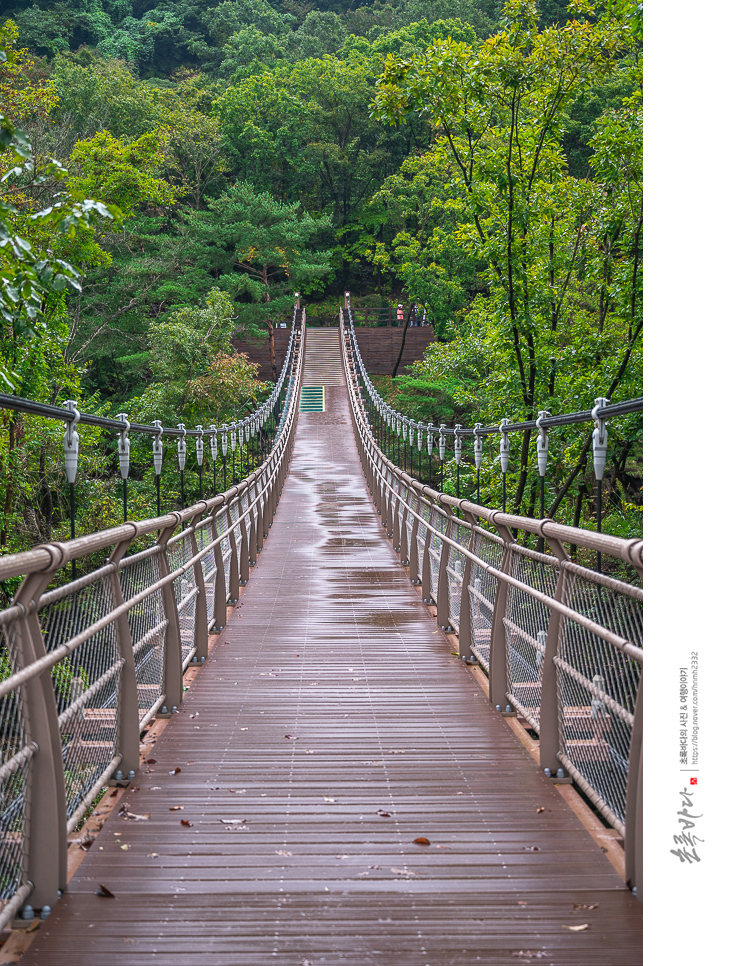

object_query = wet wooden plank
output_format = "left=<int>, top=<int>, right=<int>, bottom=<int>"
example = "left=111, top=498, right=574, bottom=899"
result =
left=22, top=386, right=641, bottom=965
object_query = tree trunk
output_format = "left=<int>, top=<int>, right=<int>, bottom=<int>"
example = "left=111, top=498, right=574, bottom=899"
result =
left=266, top=318, right=277, bottom=381
left=391, top=308, right=411, bottom=378
left=1, top=417, right=16, bottom=548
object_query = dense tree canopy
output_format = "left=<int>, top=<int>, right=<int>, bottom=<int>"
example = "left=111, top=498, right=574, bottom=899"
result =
left=0, top=0, right=642, bottom=555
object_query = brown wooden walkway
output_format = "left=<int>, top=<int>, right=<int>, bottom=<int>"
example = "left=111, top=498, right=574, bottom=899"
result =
left=21, top=384, right=642, bottom=965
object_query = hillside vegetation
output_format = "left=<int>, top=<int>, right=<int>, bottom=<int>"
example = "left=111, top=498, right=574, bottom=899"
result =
left=0, top=1, right=642, bottom=555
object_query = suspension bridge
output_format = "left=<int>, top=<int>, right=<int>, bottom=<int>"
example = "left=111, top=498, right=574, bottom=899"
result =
left=0, top=304, right=642, bottom=964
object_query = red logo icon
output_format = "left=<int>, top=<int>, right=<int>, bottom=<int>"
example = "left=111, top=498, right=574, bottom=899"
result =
left=690, top=777, right=698, bottom=785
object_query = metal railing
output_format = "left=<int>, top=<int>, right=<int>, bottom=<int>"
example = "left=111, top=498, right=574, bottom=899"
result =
left=0, top=315, right=305, bottom=926
left=0, top=305, right=301, bottom=546
left=340, top=310, right=644, bottom=898
left=343, top=302, right=642, bottom=538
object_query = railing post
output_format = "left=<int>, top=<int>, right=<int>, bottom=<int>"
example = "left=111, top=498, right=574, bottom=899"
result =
left=12, top=556, right=68, bottom=913
left=409, top=492, right=422, bottom=584
left=211, top=503, right=227, bottom=631
left=255, top=476, right=265, bottom=552
left=421, top=497, right=434, bottom=604
left=436, top=503, right=453, bottom=631
left=399, top=485, right=409, bottom=566
left=384, top=474, right=393, bottom=538
left=107, top=535, right=144, bottom=773
left=248, top=479, right=259, bottom=565
left=225, top=499, right=240, bottom=604
left=156, top=514, right=185, bottom=715
left=488, top=514, right=514, bottom=711
left=238, top=488, right=250, bottom=585
left=188, top=507, right=210, bottom=663
left=264, top=469, right=275, bottom=536
left=457, top=513, right=477, bottom=660
left=391, top=477, right=401, bottom=553
left=537, top=525, right=570, bottom=774
left=624, top=676, right=643, bottom=898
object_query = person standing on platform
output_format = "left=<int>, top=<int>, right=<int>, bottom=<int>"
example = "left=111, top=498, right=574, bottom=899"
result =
left=397, top=304, right=404, bottom=324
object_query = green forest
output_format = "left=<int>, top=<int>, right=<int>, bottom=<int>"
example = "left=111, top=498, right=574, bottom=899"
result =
left=0, top=0, right=642, bottom=558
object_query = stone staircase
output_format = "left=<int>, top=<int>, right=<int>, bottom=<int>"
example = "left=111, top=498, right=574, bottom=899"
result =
left=299, top=329, right=343, bottom=412
left=302, top=329, right=343, bottom=386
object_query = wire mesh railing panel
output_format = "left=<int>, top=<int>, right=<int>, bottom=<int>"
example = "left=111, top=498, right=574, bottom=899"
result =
left=446, top=519, right=471, bottom=633
left=120, top=553, right=166, bottom=721
left=556, top=571, right=643, bottom=829
left=196, top=519, right=218, bottom=625
left=504, top=550, right=559, bottom=732
left=0, top=621, right=31, bottom=902
left=428, top=506, right=449, bottom=605
left=468, top=531, right=504, bottom=671
left=38, top=576, right=121, bottom=823
left=166, top=530, right=198, bottom=666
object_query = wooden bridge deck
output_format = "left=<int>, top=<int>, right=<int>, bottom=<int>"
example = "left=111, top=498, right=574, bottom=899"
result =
left=21, top=385, right=642, bottom=965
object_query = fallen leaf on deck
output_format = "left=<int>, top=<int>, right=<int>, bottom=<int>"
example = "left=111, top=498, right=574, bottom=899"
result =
left=95, top=884, right=115, bottom=898
left=120, top=844, right=131, bottom=850
left=413, top=837, right=431, bottom=846
left=145, top=758, right=157, bottom=764
left=147, top=853, right=159, bottom=858
left=220, top=819, right=247, bottom=824
left=391, top=867, right=415, bottom=877
left=523, top=845, right=540, bottom=851
left=323, top=797, right=336, bottom=803
left=180, top=819, right=193, bottom=827
left=275, top=850, right=293, bottom=856
left=573, top=903, right=599, bottom=911
left=284, top=734, right=298, bottom=740
left=563, top=924, right=590, bottom=932
left=169, top=767, right=182, bottom=775
left=170, top=806, right=184, bottom=811
left=376, top=810, right=391, bottom=818
left=536, top=807, right=545, bottom=814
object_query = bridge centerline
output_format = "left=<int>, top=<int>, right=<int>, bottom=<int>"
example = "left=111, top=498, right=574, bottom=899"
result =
left=22, top=370, right=641, bottom=964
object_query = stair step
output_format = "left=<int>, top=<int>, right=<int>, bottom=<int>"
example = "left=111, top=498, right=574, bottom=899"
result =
left=299, top=386, right=325, bottom=413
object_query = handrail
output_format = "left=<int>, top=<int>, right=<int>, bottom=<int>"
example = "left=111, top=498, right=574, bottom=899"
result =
left=344, top=303, right=642, bottom=439
left=0, top=304, right=299, bottom=439
left=0, top=303, right=301, bottom=544
left=339, top=308, right=643, bottom=899
left=0, top=311, right=305, bottom=926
